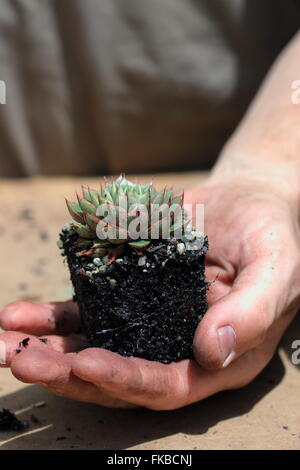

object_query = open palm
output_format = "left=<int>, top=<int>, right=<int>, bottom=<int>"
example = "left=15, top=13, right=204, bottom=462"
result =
left=1, top=176, right=300, bottom=410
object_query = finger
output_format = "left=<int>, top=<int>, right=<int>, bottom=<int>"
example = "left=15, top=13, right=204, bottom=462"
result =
left=72, top=348, right=187, bottom=410
left=11, top=346, right=131, bottom=408
left=205, top=262, right=233, bottom=306
left=193, top=250, right=299, bottom=370
left=41, top=333, right=88, bottom=353
left=0, top=300, right=80, bottom=336
left=0, top=332, right=49, bottom=367
left=0, top=331, right=87, bottom=366
left=72, top=344, right=274, bottom=410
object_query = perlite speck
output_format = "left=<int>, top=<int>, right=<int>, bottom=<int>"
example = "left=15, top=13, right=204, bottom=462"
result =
left=177, top=242, right=186, bottom=255
left=138, top=256, right=147, bottom=267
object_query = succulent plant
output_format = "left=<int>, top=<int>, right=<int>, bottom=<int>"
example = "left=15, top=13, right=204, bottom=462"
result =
left=65, top=175, right=189, bottom=262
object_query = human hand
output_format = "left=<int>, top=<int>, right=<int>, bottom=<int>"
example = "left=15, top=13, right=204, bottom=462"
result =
left=1, top=175, right=299, bottom=410
left=187, top=175, right=300, bottom=375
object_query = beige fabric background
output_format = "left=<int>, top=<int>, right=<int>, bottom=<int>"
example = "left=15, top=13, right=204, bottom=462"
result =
left=0, top=0, right=299, bottom=177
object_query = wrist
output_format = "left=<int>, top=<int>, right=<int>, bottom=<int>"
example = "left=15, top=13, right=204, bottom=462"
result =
left=210, top=145, right=300, bottom=209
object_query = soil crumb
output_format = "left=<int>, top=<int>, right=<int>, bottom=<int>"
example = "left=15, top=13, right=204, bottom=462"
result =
left=19, top=337, right=30, bottom=348
left=0, top=408, right=28, bottom=432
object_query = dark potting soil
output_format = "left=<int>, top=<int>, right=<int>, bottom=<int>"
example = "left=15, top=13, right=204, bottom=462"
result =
left=61, top=230, right=208, bottom=363
left=19, top=337, right=30, bottom=348
left=0, top=408, right=28, bottom=432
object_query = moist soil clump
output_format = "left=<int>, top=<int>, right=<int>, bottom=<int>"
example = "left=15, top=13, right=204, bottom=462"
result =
left=61, top=229, right=208, bottom=363
left=0, top=409, right=28, bottom=432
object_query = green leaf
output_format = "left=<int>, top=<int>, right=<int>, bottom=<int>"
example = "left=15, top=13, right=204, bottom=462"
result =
left=92, top=240, right=112, bottom=248
left=127, top=194, right=140, bottom=208
left=152, top=189, right=166, bottom=206
left=163, top=190, right=173, bottom=203
left=74, top=224, right=95, bottom=239
left=142, top=183, right=152, bottom=192
left=102, top=190, right=114, bottom=203
left=76, top=238, right=93, bottom=248
left=116, top=175, right=130, bottom=187
left=139, top=192, right=150, bottom=205
left=78, top=198, right=97, bottom=216
left=128, top=240, right=151, bottom=250
left=170, top=193, right=184, bottom=207
left=84, top=212, right=100, bottom=231
left=66, top=200, right=85, bottom=224
left=91, top=247, right=109, bottom=258
left=110, top=182, right=118, bottom=201
left=81, top=185, right=94, bottom=203
left=89, top=188, right=100, bottom=207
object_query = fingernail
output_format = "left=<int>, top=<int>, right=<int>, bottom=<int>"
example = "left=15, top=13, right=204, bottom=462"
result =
left=217, top=325, right=236, bottom=368
left=0, top=340, right=6, bottom=365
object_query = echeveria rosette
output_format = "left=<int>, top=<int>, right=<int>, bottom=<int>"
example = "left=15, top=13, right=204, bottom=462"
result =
left=64, top=175, right=190, bottom=263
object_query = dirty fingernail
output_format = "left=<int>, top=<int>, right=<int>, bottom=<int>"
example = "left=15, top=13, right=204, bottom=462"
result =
left=0, top=340, right=6, bottom=365
left=217, top=325, right=236, bottom=367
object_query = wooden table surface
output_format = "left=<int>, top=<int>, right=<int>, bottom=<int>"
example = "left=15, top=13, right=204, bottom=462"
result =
left=0, top=173, right=299, bottom=450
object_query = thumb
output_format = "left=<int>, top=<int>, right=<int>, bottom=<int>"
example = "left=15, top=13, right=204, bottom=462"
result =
left=193, top=257, right=294, bottom=370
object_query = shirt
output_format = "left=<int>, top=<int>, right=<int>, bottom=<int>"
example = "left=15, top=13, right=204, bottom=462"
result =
left=0, top=0, right=299, bottom=176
